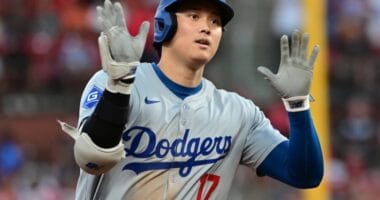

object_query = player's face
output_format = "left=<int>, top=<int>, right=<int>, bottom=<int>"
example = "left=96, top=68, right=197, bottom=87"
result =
left=165, top=2, right=223, bottom=67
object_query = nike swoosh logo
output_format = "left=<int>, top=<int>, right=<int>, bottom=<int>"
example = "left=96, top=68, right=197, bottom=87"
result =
left=145, top=97, right=160, bottom=104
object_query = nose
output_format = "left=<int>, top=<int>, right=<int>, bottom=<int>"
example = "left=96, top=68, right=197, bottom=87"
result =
left=200, top=28, right=211, bottom=35
left=199, top=18, right=211, bottom=35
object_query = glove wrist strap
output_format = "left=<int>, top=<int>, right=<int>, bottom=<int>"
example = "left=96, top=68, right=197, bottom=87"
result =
left=282, top=95, right=310, bottom=112
left=106, top=79, right=133, bottom=95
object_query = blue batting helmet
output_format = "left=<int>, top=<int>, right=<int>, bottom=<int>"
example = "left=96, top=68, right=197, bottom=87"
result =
left=153, top=0, right=234, bottom=45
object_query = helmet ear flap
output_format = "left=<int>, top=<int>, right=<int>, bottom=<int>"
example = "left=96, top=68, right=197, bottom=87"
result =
left=153, top=12, right=177, bottom=56
left=161, top=13, right=177, bottom=44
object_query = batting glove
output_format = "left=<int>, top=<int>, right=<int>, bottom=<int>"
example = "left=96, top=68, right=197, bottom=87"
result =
left=97, top=0, right=150, bottom=94
left=257, top=30, right=319, bottom=112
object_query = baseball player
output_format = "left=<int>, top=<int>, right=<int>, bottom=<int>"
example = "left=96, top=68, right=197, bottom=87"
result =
left=59, top=0, right=324, bottom=199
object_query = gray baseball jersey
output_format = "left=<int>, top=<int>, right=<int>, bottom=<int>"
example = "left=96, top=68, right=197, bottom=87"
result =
left=76, top=63, right=286, bottom=200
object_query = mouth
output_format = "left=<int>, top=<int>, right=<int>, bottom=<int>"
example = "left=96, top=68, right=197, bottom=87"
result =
left=195, top=39, right=211, bottom=47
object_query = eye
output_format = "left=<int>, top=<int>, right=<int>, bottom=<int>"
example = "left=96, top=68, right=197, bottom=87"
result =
left=188, top=12, right=199, bottom=21
left=211, top=18, right=222, bottom=26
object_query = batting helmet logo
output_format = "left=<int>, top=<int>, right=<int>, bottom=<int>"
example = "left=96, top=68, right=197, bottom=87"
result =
left=153, top=0, right=234, bottom=45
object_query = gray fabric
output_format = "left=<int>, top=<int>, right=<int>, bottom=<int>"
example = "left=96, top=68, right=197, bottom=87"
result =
left=75, top=63, right=286, bottom=199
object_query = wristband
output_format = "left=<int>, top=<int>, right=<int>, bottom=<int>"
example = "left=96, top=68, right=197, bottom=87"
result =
left=282, top=95, right=310, bottom=112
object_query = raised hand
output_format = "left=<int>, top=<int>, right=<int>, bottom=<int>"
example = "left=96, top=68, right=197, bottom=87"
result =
left=257, top=30, right=319, bottom=99
left=96, top=0, right=150, bottom=94
left=97, top=0, right=150, bottom=63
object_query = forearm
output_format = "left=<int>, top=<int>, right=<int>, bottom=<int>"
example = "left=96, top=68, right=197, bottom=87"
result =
left=257, top=110, right=323, bottom=188
left=287, top=110, right=324, bottom=187
left=83, top=89, right=130, bottom=148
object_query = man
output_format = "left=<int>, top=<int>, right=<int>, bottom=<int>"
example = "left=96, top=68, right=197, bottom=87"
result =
left=59, top=0, right=323, bottom=199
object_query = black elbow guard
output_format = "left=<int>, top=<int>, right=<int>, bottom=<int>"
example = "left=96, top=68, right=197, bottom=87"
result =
left=83, top=90, right=130, bottom=148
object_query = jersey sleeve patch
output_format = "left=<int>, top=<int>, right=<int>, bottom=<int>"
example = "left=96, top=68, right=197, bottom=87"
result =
left=83, top=85, right=103, bottom=109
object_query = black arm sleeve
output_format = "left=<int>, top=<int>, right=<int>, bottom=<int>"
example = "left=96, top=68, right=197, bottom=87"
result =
left=82, top=90, right=130, bottom=148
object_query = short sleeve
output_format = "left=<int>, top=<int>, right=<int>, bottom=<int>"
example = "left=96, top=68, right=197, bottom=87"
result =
left=77, top=70, right=108, bottom=127
left=240, top=102, right=287, bottom=169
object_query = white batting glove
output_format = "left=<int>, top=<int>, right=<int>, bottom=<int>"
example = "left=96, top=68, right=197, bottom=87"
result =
left=257, top=30, right=320, bottom=112
left=97, top=0, right=150, bottom=94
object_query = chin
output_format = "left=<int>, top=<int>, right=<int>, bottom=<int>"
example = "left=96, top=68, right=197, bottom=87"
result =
left=190, top=53, right=214, bottom=65
left=190, top=57, right=210, bottom=66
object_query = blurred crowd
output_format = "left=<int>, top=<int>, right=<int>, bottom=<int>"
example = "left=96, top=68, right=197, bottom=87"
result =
left=327, top=0, right=380, bottom=199
left=0, top=0, right=157, bottom=199
left=1, top=0, right=380, bottom=199
left=0, top=125, right=77, bottom=200
left=0, top=0, right=157, bottom=95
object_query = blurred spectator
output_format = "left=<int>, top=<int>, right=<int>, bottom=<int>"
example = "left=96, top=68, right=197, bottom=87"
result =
left=271, top=0, right=303, bottom=36
left=335, top=96, right=376, bottom=157
left=366, top=0, right=380, bottom=51
left=328, top=158, right=349, bottom=200
left=0, top=127, right=23, bottom=180
left=0, top=126, right=23, bottom=199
